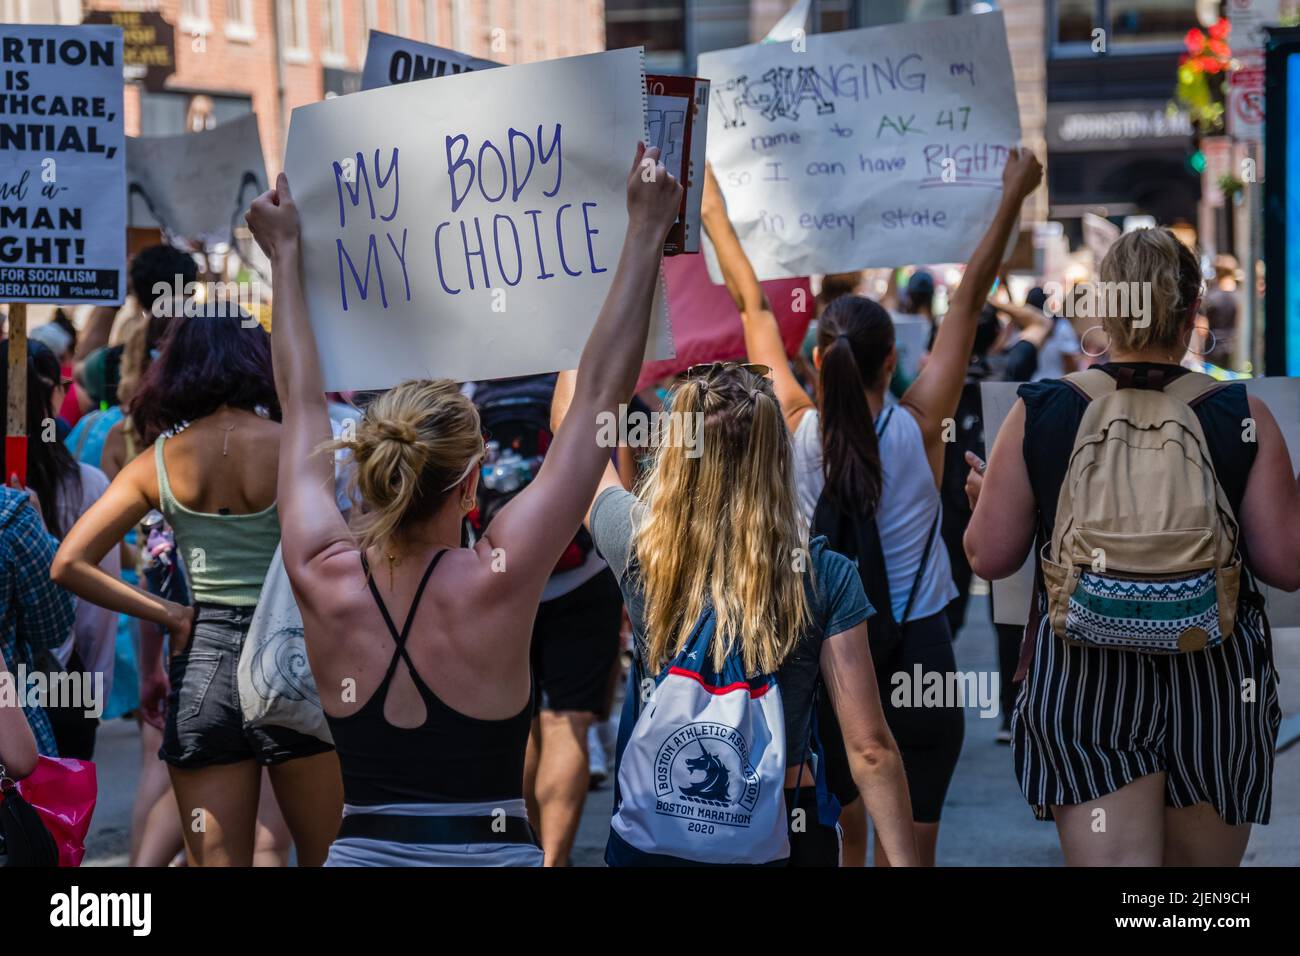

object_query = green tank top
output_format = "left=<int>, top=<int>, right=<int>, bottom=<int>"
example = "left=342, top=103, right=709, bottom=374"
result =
left=155, top=435, right=281, bottom=606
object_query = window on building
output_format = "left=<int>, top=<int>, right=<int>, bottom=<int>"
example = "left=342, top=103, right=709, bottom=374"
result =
left=451, top=0, right=470, bottom=52
left=1052, top=0, right=1201, bottom=53
left=391, top=0, right=411, bottom=36
left=424, top=0, right=439, bottom=42
left=182, top=0, right=211, bottom=28
left=1109, top=0, right=1200, bottom=47
left=280, top=0, right=309, bottom=55
left=323, top=0, right=346, bottom=55
left=225, top=0, right=255, bottom=40
left=606, top=0, right=687, bottom=72
left=364, top=0, right=379, bottom=38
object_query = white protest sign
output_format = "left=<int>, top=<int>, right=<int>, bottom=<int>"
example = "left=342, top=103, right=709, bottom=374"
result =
left=126, top=113, right=268, bottom=247
left=284, top=47, right=672, bottom=391
left=0, top=24, right=126, bottom=305
left=360, top=31, right=499, bottom=91
left=698, top=12, right=1021, bottom=281
left=891, top=315, right=930, bottom=380
left=981, top=378, right=1300, bottom=628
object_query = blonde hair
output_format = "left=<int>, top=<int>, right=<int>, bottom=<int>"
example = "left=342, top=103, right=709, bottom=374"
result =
left=324, top=379, right=482, bottom=555
left=633, top=366, right=810, bottom=677
left=1098, top=227, right=1202, bottom=353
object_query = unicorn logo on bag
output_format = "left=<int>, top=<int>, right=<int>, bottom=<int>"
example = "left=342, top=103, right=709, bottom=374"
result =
left=654, top=722, right=761, bottom=826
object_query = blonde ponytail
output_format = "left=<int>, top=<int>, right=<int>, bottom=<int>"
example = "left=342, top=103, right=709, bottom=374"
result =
left=323, top=379, right=482, bottom=555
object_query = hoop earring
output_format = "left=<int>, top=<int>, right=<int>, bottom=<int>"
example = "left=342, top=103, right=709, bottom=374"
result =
left=1184, top=328, right=1217, bottom=357
left=1080, top=324, right=1111, bottom=359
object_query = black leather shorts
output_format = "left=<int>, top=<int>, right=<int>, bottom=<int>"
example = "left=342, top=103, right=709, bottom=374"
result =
left=160, top=604, right=333, bottom=769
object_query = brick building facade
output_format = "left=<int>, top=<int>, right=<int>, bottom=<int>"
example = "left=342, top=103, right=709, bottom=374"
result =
left=13, top=1, right=606, bottom=174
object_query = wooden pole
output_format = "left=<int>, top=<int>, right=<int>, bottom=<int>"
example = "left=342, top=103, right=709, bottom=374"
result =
left=5, top=302, right=28, bottom=487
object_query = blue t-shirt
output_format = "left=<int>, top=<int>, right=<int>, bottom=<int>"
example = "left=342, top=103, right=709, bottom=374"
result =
left=590, top=486, right=873, bottom=765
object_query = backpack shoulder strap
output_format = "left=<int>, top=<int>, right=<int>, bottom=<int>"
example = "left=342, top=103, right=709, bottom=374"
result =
left=1061, top=368, right=1116, bottom=402
left=1162, top=370, right=1227, bottom=407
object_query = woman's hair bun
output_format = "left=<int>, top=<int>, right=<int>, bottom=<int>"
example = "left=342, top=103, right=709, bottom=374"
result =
left=375, top=419, right=418, bottom=445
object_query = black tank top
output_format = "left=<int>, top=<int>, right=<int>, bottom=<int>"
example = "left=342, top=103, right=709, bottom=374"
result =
left=325, top=550, right=533, bottom=807
left=1019, top=362, right=1258, bottom=574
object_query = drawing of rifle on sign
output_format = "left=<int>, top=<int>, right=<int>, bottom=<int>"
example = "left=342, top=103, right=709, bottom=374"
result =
left=126, top=113, right=268, bottom=251
left=698, top=11, right=1021, bottom=280
left=361, top=32, right=709, bottom=257
left=283, top=46, right=673, bottom=391
left=1, top=23, right=126, bottom=484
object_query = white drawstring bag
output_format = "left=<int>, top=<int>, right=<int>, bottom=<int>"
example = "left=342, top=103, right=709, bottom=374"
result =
left=237, top=544, right=332, bottom=744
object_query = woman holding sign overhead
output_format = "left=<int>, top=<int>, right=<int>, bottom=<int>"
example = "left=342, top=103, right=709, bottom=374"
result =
left=703, top=148, right=1043, bottom=866
left=244, top=144, right=681, bottom=866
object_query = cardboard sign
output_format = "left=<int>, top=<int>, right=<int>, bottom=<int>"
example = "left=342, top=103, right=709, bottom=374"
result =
left=697, top=12, right=1021, bottom=280
left=284, top=47, right=672, bottom=391
left=646, top=74, right=710, bottom=255
left=0, top=24, right=126, bottom=305
left=980, top=378, right=1300, bottom=628
left=637, top=252, right=810, bottom=391
left=360, top=31, right=499, bottom=91
left=126, top=113, right=268, bottom=247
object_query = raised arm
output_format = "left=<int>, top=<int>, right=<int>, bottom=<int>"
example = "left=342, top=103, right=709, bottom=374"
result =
left=993, top=299, right=1053, bottom=352
left=245, top=175, right=352, bottom=580
left=900, top=148, right=1042, bottom=474
left=700, top=163, right=813, bottom=433
left=550, top=368, right=624, bottom=528
left=483, top=144, right=681, bottom=602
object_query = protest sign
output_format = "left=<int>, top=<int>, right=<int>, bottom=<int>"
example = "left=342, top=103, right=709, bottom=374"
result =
left=981, top=378, right=1300, bottom=628
left=0, top=24, right=126, bottom=305
left=636, top=252, right=810, bottom=391
left=646, top=75, right=710, bottom=255
left=360, top=31, right=500, bottom=91
left=891, top=315, right=930, bottom=381
left=698, top=12, right=1021, bottom=281
left=126, top=113, right=268, bottom=248
left=284, top=47, right=673, bottom=391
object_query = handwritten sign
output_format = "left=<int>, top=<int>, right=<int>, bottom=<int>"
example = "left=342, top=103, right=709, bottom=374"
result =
left=285, top=47, right=672, bottom=391
left=0, top=24, right=125, bottom=305
left=646, top=74, right=709, bottom=255
left=360, top=31, right=499, bottom=91
left=127, top=113, right=268, bottom=247
left=698, top=12, right=1021, bottom=280
left=981, top=378, right=1300, bottom=628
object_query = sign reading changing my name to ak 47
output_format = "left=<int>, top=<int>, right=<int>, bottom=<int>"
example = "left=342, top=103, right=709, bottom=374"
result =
left=285, top=47, right=672, bottom=391
left=698, top=12, right=1021, bottom=280
left=0, top=24, right=126, bottom=304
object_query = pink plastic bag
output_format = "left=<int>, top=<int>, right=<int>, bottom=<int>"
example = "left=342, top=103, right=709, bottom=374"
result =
left=17, top=755, right=97, bottom=867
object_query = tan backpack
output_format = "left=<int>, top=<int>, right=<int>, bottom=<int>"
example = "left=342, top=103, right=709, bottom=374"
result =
left=1040, top=368, right=1241, bottom=653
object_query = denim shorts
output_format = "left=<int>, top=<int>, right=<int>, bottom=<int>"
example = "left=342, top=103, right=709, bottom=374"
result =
left=160, top=603, right=334, bottom=769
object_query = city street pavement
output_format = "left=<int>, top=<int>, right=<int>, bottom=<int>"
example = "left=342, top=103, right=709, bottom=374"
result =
left=84, top=594, right=1300, bottom=867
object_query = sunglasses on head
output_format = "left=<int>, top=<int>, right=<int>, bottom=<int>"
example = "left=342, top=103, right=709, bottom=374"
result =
left=684, top=361, right=771, bottom=379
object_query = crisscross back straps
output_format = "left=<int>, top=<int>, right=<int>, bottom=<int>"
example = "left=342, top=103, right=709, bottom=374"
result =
left=360, top=549, right=450, bottom=686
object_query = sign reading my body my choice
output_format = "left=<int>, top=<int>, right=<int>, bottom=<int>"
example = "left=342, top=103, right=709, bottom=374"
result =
left=0, top=24, right=126, bottom=304
left=285, top=47, right=672, bottom=392
left=698, top=12, right=1021, bottom=280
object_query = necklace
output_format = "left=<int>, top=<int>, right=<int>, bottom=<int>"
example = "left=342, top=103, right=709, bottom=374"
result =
left=219, top=422, right=237, bottom=456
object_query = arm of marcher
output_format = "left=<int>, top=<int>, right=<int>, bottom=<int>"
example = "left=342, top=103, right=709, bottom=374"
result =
left=700, top=163, right=813, bottom=434
left=901, top=148, right=1042, bottom=476
left=1238, top=395, right=1300, bottom=591
left=821, top=623, right=918, bottom=866
left=245, top=175, right=354, bottom=584
left=484, top=144, right=679, bottom=606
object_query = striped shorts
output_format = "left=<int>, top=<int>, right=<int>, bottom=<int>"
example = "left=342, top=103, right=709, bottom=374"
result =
left=1011, top=600, right=1281, bottom=826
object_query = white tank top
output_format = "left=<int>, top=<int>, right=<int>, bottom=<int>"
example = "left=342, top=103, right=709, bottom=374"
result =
left=791, top=404, right=956, bottom=622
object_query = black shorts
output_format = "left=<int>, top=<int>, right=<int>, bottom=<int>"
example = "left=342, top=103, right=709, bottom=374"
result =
left=160, top=603, right=334, bottom=769
left=531, top=569, right=622, bottom=715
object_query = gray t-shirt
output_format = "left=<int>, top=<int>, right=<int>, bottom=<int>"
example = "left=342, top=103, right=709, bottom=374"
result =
left=589, top=486, right=873, bottom=765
